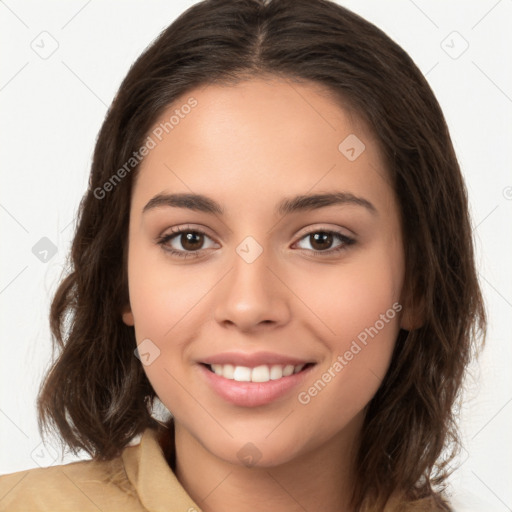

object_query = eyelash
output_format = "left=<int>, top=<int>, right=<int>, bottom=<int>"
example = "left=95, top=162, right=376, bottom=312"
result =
left=156, top=225, right=355, bottom=259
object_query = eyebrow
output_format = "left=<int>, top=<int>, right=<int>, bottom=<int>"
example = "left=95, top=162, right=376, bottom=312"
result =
left=142, top=191, right=377, bottom=217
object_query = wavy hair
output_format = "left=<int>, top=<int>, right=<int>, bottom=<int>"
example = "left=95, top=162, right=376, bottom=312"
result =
left=37, top=0, right=486, bottom=510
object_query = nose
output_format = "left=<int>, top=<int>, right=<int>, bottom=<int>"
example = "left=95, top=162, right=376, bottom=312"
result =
left=213, top=245, right=291, bottom=333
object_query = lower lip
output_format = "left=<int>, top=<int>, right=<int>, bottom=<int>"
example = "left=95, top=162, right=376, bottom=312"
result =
left=198, top=364, right=315, bottom=407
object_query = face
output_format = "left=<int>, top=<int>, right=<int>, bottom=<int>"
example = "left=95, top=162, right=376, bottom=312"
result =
left=123, top=76, right=407, bottom=467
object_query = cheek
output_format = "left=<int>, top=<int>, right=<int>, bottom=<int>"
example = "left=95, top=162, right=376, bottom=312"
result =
left=126, top=260, right=195, bottom=414
left=127, top=240, right=210, bottom=341
left=292, top=246, right=403, bottom=418
left=126, top=244, right=217, bottom=408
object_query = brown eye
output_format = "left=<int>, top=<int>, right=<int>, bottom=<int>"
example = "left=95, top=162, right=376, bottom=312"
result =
left=308, top=232, right=334, bottom=251
left=180, top=232, right=205, bottom=251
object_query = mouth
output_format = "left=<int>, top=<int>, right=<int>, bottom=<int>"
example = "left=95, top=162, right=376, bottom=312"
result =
left=198, top=361, right=317, bottom=407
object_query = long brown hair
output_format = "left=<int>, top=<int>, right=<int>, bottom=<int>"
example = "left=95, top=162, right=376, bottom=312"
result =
left=37, top=0, right=486, bottom=510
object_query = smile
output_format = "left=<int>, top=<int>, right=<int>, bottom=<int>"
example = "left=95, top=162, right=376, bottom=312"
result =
left=199, top=362, right=316, bottom=407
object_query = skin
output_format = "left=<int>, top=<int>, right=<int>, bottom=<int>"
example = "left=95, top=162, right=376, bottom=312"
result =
left=122, top=76, right=411, bottom=512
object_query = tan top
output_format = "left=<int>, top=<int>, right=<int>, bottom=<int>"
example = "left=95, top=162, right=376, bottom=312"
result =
left=0, top=428, right=202, bottom=511
left=0, top=427, right=445, bottom=511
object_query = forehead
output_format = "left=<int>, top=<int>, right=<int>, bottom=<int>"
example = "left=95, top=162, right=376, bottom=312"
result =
left=132, top=77, right=392, bottom=215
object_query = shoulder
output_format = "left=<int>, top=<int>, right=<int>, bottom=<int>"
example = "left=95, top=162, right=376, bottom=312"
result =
left=0, top=454, right=143, bottom=511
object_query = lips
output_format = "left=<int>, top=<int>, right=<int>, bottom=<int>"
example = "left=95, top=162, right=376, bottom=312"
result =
left=197, top=351, right=316, bottom=407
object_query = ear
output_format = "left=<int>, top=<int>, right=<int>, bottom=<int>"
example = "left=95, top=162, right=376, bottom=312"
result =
left=122, top=305, right=135, bottom=326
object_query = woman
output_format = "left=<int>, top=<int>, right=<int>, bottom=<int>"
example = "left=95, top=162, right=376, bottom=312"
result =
left=0, top=0, right=486, bottom=510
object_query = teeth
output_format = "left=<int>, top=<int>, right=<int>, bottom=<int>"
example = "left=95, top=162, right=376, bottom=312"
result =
left=251, top=365, right=270, bottom=382
left=270, top=365, right=284, bottom=380
left=209, top=363, right=307, bottom=383
left=233, top=366, right=251, bottom=382
left=222, top=364, right=234, bottom=379
left=282, top=364, right=295, bottom=377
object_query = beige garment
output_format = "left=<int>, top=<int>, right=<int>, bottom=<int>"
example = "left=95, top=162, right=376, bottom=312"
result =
left=0, top=428, right=202, bottom=511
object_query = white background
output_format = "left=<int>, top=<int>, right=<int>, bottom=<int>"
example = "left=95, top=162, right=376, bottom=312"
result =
left=0, top=1, right=511, bottom=510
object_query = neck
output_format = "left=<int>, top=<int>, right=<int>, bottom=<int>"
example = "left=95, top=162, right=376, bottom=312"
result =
left=169, top=415, right=362, bottom=512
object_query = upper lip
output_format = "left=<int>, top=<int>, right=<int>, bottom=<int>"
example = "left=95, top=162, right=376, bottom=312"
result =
left=200, top=351, right=315, bottom=368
